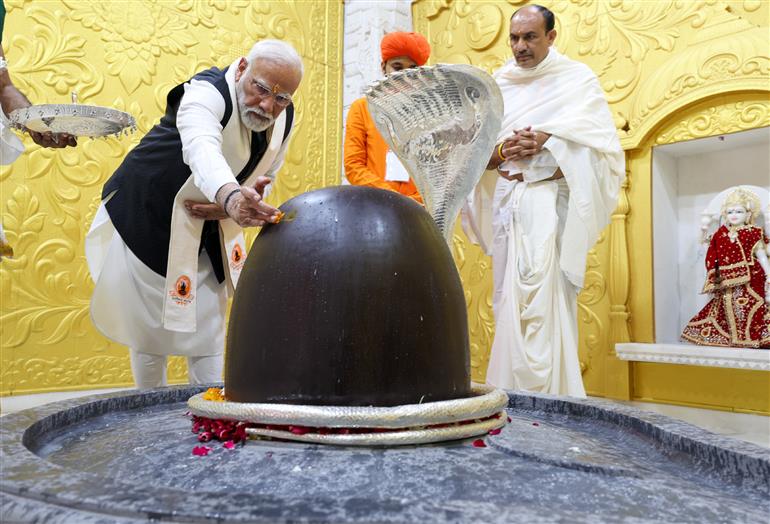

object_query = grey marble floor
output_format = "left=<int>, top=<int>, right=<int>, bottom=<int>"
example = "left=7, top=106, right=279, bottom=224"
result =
left=1, top=386, right=768, bottom=523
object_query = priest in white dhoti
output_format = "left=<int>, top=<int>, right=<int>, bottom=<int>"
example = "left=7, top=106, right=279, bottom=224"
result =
left=86, top=40, right=303, bottom=388
left=462, top=5, right=624, bottom=397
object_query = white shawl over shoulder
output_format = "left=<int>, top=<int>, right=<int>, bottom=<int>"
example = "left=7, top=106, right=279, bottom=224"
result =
left=464, top=49, right=625, bottom=288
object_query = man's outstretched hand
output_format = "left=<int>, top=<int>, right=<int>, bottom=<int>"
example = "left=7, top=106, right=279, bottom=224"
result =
left=214, top=177, right=282, bottom=228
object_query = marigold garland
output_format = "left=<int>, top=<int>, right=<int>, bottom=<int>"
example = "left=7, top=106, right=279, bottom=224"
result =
left=201, top=387, right=226, bottom=402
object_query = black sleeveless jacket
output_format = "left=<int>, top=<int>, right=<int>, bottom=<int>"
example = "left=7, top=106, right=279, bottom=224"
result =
left=102, top=67, right=294, bottom=283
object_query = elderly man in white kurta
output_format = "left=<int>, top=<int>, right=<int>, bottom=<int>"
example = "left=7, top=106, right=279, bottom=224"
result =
left=86, top=40, right=303, bottom=389
left=463, top=5, right=624, bottom=397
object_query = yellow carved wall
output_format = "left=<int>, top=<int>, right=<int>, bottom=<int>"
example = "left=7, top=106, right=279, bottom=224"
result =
left=415, top=0, right=769, bottom=409
left=0, top=0, right=342, bottom=395
left=2, top=0, right=768, bottom=407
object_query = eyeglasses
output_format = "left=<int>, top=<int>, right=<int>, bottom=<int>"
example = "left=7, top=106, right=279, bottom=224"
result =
left=251, top=78, right=293, bottom=107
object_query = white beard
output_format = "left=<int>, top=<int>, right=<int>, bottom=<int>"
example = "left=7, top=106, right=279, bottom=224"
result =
left=235, top=79, right=275, bottom=132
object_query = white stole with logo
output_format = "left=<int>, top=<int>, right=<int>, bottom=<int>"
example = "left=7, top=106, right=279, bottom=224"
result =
left=162, top=112, right=286, bottom=332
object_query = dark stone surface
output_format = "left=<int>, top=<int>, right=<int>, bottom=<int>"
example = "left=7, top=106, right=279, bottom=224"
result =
left=226, top=186, right=470, bottom=406
left=1, top=386, right=768, bottom=523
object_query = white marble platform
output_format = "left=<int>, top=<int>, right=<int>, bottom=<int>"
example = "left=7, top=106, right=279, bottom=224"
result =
left=615, top=343, right=770, bottom=371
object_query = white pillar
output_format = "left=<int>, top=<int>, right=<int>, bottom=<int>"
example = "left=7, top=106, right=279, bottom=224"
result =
left=341, top=0, right=413, bottom=182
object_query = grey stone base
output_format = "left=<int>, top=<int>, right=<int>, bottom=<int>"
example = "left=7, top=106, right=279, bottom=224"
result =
left=1, top=385, right=768, bottom=523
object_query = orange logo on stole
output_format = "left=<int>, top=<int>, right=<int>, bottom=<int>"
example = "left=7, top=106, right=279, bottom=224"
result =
left=230, top=243, right=245, bottom=272
left=231, top=243, right=243, bottom=264
left=176, top=275, right=192, bottom=297
left=169, top=275, right=194, bottom=306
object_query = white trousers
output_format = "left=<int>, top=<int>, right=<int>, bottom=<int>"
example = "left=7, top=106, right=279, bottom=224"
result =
left=129, top=349, right=224, bottom=389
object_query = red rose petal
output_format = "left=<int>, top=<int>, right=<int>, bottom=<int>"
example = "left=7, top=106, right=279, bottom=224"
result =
left=289, top=425, right=311, bottom=435
left=532, top=422, right=540, bottom=427
left=233, top=425, right=247, bottom=442
left=507, top=416, right=512, bottom=423
left=472, top=439, right=487, bottom=448
left=488, top=428, right=502, bottom=435
left=223, top=440, right=236, bottom=450
left=192, top=445, right=212, bottom=456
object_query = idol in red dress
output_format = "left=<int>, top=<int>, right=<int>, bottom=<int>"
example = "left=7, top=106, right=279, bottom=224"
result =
left=682, top=188, right=770, bottom=349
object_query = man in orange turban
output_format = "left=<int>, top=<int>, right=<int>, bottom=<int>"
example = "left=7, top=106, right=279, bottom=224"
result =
left=379, top=31, right=431, bottom=66
left=344, top=31, right=431, bottom=204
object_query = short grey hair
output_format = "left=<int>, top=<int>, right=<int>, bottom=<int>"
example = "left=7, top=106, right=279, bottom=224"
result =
left=246, top=40, right=304, bottom=78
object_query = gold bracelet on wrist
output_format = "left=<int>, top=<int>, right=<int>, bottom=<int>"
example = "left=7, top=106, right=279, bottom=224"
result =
left=496, top=142, right=505, bottom=162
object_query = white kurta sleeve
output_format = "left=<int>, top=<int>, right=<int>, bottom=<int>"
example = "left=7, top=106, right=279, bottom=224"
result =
left=177, top=79, right=237, bottom=202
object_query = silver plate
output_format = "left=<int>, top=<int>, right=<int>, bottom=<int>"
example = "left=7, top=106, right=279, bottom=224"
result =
left=8, top=104, right=137, bottom=138
left=188, top=384, right=508, bottom=429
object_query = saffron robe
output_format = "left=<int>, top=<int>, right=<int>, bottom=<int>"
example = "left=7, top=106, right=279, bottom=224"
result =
left=344, top=97, right=422, bottom=203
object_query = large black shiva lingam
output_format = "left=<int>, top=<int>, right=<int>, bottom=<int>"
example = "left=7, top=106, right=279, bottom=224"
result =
left=188, top=64, right=510, bottom=445
left=188, top=186, right=507, bottom=445
left=226, top=185, right=470, bottom=407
